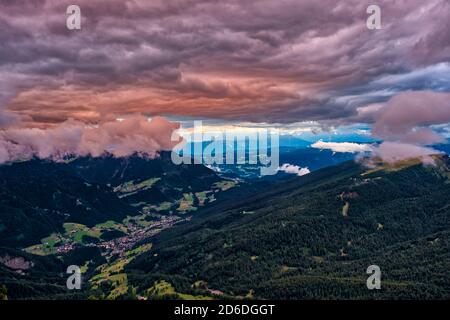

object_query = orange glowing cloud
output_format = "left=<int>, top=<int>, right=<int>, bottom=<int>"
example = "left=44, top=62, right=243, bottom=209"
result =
left=0, top=0, right=449, bottom=127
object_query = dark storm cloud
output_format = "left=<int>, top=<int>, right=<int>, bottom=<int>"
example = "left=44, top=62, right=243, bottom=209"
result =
left=0, top=0, right=449, bottom=126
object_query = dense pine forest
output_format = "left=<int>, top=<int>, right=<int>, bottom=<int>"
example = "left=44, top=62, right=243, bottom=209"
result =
left=127, top=156, right=450, bottom=299
left=1, top=155, right=450, bottom=299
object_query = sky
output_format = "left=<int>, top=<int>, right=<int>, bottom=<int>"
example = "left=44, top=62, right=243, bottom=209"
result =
left=0, top=0, right=450, bottom=162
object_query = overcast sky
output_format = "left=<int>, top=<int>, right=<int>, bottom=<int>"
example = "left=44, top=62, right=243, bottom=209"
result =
left=0, top=0, right=448, bottom=126
left=0, top=1, right=450, bottom=163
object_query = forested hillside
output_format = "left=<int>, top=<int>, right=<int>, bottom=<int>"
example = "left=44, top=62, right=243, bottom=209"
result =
left=0, top=154, right=234, bottom=299
left=0, top=153, right=222, bottom=247
left=2, top=155, right=450, bottom=299
left=127, top=155, right=450, bottom=299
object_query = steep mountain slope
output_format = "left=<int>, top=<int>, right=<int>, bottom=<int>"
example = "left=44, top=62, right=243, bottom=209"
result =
left=0, top=160, right=136, bottom=247
left=0, top=153, right=222, bottom=248
left=0, top=154, right=232, bottom=299
left=127, top=155, right=450, bottom=299
left=68, top=152, right=220, bottom=192
left=66, top=152, right=223, bottom=208
left=2, top=154, right=449, bottom=299
left=0, top=246, right=105, bottom=299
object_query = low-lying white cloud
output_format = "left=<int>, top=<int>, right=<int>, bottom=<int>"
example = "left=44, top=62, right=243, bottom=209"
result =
left=311, top=140, right=373, bottom=153
left=278, top=163, right=310, bottom=176
left=0, top=116, right=181, bottom=163
left=371, top=141, right=442, bottom=164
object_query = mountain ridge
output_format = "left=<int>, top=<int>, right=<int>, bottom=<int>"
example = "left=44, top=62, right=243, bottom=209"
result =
left=126, top=155, right=450, bottom=299
left=0, top=153, right=222, bottom=247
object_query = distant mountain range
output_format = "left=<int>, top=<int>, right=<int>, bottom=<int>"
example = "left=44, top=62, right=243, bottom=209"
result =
left=204, top=147, right=356, bottom=180
left=181, top=135, right=312, bottom=158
